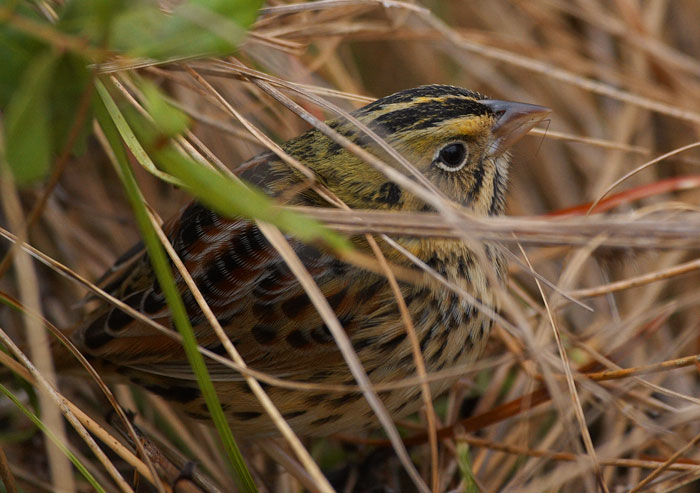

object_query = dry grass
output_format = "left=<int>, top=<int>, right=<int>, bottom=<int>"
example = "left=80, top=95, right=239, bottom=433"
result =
left=3, top=0, right=700, bottom=491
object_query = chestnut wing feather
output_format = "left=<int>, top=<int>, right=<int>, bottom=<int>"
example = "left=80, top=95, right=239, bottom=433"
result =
left=74, top=201, right=393, bottom=378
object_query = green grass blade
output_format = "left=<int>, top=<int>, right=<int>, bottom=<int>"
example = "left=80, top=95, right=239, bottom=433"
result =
left=4, top=50, right=57, bottom=184
left=155, top=145, right=349, bottom=251
left=94, top=80, right=257, bottom=493
left=105, top=77, right=349, bottom=252
left=0, top=383, right=105, bottom=493
left=457, top=440, right=478, bottom=493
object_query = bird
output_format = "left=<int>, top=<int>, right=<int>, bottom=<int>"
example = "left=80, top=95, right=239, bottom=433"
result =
left=67, top=85, right=549, bottom=436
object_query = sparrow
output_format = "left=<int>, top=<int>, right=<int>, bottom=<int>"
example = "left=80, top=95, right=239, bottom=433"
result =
left=69, top=85, right=549, bottom=436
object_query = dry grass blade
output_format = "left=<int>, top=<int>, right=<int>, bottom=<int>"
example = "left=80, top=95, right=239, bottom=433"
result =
left=240, top=70, right=441, bottom=491
left=588, top=141, right=700, bottom=214
left=518, top=244, right=608, bottom=492
left=0, top=291, right=164, bottom=490
left=0, top=155, right=75, bottom=492
left=0, top=351, right=159, bottom=488
left=586, top=355, right=700, bottom=383
left=364, top=234, right=439, bottom=491
left=568, top=257, right=700, bottom=300
left=528, top=128, right=650, bottom=155
left=0, top=224, right=493, bottom=396
left=0, top=447, right=17, bottom=493
left=148, top=211, right=334, bottom=493
left=257, top=223, right=430, bottom=493
left=420, top=11, right=700, bottom=125
left=0, top=335, right=134, bottom=492
left=259, top=0, right=430, bottom=16
left=457, top=433, right=700, bottom=472
left=294, top=206, right=700, bottom=247
left=6, top=0, right=700, bottom=490
left=628, top=429, right=700, bottom=492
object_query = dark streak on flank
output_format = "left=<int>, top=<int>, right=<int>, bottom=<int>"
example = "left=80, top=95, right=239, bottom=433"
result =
left=144, top=383, right=201, bottom=403
left=419, top=330, right=433, bottom=354
left=353, top=336, right=377, bottom=351
left=327, top=287, right=348, bottom=311
left=310, top=324, right=334, bottom=344
left=306, top=393, right=328, bottom=406
left=329, top=393, right=362, bottom=408
left=376, top=182, right=402, bottom=206
left=356, top=280, right=384, bottom=303
left=380, top=332, right=407, bottom=352
left=283, top=410, right=306, bottom=419
left=311, top=414, right=342, bottom=426
left=233, top=411, right=262, bottom=421
left=394, top=400, right=412, bottom=414
left=308, top=370, right=333, bottom=382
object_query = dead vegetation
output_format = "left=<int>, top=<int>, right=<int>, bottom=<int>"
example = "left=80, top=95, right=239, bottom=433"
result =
left=2, top=1, right=700, bottom=491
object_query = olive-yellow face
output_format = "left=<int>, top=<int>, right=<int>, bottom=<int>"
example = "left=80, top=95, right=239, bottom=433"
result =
left=281, top=85, right=549, bottom=215
left=374, top=98, right=502, bottom=215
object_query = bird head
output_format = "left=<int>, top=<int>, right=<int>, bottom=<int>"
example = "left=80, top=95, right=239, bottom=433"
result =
left=281, top=85, right=550, bottom=215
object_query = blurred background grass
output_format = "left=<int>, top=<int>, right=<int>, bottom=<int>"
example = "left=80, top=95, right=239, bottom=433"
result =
left=3, top=0, right=700, bottom=491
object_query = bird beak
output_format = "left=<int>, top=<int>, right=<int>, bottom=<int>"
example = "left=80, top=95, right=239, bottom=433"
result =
left=477, top=99, right=551, bottom=157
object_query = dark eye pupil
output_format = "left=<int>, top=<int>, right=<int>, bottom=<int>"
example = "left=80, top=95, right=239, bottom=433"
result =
left=439, top=143, right=466, bottom=168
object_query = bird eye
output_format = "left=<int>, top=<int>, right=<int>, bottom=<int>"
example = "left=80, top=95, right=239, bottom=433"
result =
left=434, top=142, right=468, bottom=172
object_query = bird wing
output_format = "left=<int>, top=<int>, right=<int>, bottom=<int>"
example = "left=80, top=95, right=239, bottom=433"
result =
left=74, top=200, right=397, bottom=381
